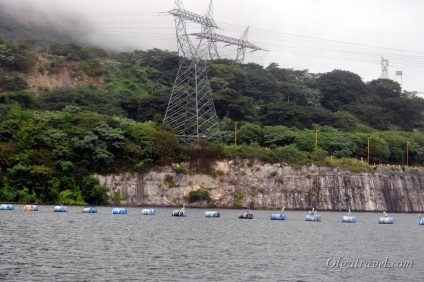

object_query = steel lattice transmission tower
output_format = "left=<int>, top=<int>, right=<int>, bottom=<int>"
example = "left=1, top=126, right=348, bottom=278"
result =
left=164, top=0, right=221, bottom=143
left=193, top=26, right=266, bottom=63
left=381, top=56, right=389, bottom=79
left=206, top=1, right=220, bottom=60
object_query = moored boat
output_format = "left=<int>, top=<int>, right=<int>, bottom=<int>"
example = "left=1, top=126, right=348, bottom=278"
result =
left=23, top=205, right=39, bottom=211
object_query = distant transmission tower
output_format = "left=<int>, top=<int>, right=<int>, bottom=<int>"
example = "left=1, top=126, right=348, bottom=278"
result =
left=164, top=0, right=221, bottom=143
left=381, top=56, right=389, bottom=79
left=236, top=26, right=250, bottom=63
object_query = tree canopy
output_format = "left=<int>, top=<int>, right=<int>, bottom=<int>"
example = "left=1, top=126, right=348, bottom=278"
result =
left=1, top=37, right=424, bottom=204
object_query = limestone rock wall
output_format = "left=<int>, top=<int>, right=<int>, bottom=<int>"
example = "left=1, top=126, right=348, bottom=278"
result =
left=96, top=159, right=424, bottom=212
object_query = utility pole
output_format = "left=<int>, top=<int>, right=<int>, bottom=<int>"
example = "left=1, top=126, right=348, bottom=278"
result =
left=234, top=121, right=238, bottom=145
left=367, top=137, right=372, bottom=165
left=314, top=129, right=319, bottom=151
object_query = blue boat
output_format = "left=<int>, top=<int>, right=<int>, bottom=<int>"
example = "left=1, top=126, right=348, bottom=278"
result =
left=271, top=214, right=286, bottom=220
left=142, top=209, right=156, bottom=215
left=205, top=211, right=220, bottom=218
left=82, top=207, right=97, bottom=213
left=112, top=208, right=127, bottom=214
left=271, top=207, right=286, bottom=220
left=0, top=204, right=14, bottom=210
left=54, top=206, right=68, bottom=212
left=342, top=216, right=357, bottom=223
left=306, top=208, right=320, bottom=221
left=379, top=211, right=394, bottom=224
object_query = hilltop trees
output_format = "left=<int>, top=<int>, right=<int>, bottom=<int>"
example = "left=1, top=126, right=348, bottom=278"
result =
left=311, top=69, right=369, bottom=112
left=368, top=78, right=402, bottom=99
left=2, top=39, right=424, bottom=204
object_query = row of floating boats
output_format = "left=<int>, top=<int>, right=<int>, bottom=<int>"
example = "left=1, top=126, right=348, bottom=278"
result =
left=1, top=204, right=423, bottom=225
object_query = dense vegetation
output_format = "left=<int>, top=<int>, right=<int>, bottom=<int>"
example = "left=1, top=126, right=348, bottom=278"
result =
left=1, top=37, right=424, bottom=205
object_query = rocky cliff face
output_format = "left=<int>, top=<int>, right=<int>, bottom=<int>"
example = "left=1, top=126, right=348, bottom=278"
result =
left=96, top=159, right=424, bottom=212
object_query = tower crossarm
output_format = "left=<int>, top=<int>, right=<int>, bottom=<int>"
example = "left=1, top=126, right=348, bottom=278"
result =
left=192, top=32, right=264, bottom=51
left=169, top=9, right=219, bottom=28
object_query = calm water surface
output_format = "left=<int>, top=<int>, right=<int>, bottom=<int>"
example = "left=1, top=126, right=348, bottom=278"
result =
left=0, top=206, right=423, bottom=281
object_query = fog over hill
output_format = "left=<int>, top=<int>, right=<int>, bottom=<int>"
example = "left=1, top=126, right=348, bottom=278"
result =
left=1, top=0, right=423, bottom=92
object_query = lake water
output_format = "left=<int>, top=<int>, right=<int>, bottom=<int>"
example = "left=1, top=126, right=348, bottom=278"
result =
left=0, top=206, right=423, bottom=281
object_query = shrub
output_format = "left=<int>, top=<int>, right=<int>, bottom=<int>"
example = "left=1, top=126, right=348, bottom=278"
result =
left=2, top=72, right=28, bottom=91
left=113, top=190, right=121, bottom=205
left=57, top=189, right=86, bottom=205
left=188, top=188, right=211, bottom=203
left=235, top=191, right=244, bottom=207
left=164, top=174, right=176, bottom=187
left=173, top=164, right=188, bottom=174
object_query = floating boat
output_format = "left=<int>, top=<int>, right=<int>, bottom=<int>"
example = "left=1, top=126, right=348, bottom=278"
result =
left=342, top=216, right=357, bottom=223
left=342, top=209, right=356, bottom=223
left=306, top=208, right=320, bottom=221
left=238, top=212, right=253, bottom=219
left=82, top=207, right=97, bottom=213
left=54, top=206, right=68, bottom=212
left=205, top=211, right=220, bottom=218
left=379, top=211, right=393, bottom=224
left=379, top=217, right=394, bottom=224
left=23, top=205, right=39, bottom=211
left=172, top=210, right=187, bottom=217
left=172, top=205, right=187, bottom=217
left=112, top=208, right=127, bottom=214
left=306, top=214, right=321, bottom=221
left=141, top=209, right=156, bottom=215
left=271, top=214, right=286, bottom=220
left=0, top=204, right=14, bottom=210
left=271, top=207, right=286, bottom=220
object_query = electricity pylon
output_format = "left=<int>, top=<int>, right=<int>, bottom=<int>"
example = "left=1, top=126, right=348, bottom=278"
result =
left=381, top=56, right=389, bottom=79
left=192, top=26, right=266, bottom=63
left=206, top=0, right=220, bottom=60
left=164, top=0, right=221, bottom=143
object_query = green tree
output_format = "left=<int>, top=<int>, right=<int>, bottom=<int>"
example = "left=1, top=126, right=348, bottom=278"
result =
left=368, top=78, right=402, bottom=99
left=152, top=129, right=179, bottom=165
left=259, top=103, right=313, bottom=128
left=312, top=69, right=368, bottom=111
left=80, top=176, right=109, bottom=205
left=214, top=88, right=256, bottom=121
left=237, top=123, right=265, bottom=146
left=1, top=72, right=29, bottom=91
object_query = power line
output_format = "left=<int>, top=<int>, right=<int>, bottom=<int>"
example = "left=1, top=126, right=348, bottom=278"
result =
left=68, top=12, right=424, bottom=69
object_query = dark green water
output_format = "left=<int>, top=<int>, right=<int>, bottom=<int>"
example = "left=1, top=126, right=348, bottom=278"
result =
left=0, top=206, right=422, bottom=281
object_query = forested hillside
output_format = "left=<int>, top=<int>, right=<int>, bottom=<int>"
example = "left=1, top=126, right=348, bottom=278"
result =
left=1, top=36, right=424, bottom=205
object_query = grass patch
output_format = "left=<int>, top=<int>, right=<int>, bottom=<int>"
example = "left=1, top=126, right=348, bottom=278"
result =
left=323, top=157, right=374, bottom=173
left=164, top=174, right=176, bottom=187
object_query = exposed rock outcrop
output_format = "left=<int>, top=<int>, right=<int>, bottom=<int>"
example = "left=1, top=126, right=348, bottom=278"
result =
left=96, top=159, right=424, bottom=212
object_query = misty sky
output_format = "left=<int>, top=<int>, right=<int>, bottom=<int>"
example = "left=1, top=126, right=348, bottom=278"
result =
left=2, top=0, right=424, bottom=92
